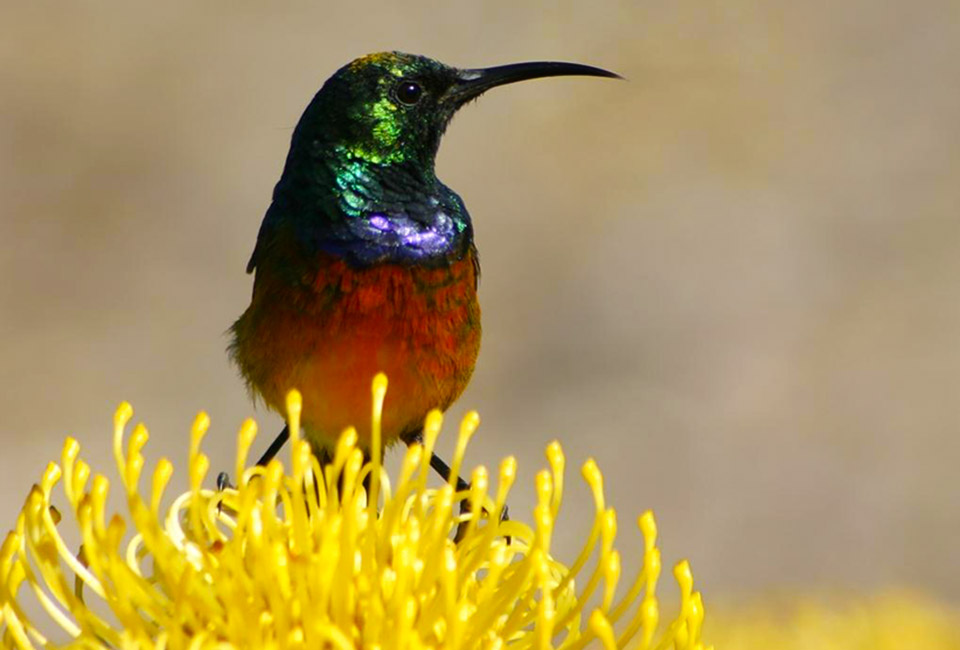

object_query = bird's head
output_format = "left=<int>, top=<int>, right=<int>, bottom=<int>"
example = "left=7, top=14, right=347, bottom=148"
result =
left=296, top=51, right=621, bottom=169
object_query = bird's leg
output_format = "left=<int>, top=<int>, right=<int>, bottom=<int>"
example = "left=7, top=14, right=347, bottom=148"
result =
left=255, top=425, right=291, bottom=466
left=217, top=426, right=335, bottom=517
left=216, top=426, right=509, bottom=540
left=216, top=425, right=290, bottom=492
left=216, top=427, right=348, bottom=505
left=405, top=431, right=510, bottom=542
left=428, top=451, right=470, bottom=493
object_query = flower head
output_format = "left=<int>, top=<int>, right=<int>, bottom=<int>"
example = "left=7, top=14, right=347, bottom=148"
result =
left=707, top=591, right=960, bottom=649
left=1, top=375, right=709, bottom=649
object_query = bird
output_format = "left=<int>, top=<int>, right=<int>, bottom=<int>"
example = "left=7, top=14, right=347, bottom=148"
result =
left=228, top=51, right=619, bottom=483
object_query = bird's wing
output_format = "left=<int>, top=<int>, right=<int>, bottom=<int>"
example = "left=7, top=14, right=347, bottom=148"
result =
left=245, top=202, right=282, bottom=273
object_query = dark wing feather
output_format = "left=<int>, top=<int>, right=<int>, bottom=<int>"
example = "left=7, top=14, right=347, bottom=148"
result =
left=245, top=202, right=282, bottom=273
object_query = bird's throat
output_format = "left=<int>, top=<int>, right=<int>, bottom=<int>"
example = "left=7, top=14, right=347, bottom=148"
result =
left=299, top=149, right=474, bottom=267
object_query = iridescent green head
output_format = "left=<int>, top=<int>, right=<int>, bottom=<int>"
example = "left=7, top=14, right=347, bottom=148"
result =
left=255, top=52, right=619, bottom=269
left=294, top=51, right=621, bottom=168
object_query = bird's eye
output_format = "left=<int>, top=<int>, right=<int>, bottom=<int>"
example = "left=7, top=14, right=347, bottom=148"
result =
left=395, top=80, right=424, bottom=105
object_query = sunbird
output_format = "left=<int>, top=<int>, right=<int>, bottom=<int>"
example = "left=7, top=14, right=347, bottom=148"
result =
left=228, top=52, right=619, bottom=484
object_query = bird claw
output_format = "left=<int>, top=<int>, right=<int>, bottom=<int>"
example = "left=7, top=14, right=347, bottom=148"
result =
left=500, top=504, right=512, bottom=545
left=453, top=498, right=511, bottom=543
left=215, top=472, right=235, bottom=515
left=216, top=471, right=235, bottom=492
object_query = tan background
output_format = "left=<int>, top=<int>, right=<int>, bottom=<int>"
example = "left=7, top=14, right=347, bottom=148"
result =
left=2, top=1, right=959, bottom=605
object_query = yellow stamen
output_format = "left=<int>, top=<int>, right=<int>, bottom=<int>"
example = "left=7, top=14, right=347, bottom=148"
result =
left=0, top=377, right=708, bottom=649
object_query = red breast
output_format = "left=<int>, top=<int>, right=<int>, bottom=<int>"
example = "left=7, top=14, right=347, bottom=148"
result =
left=231, top=251, right=481, bottom=449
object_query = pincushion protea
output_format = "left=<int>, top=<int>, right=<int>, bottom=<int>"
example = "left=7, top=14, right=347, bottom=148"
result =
left=706, top=591, right=960, bottom=649
left=1, top=375, right=709, bottom=649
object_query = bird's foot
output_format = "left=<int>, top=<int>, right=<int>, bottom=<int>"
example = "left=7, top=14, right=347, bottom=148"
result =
left=216, top=472, right=235, bottom=492
left=215, top=472, right=236, bottom=515
left=453, top=495, right=511, bottom=543
left=215, top=425, right=290, bottom=513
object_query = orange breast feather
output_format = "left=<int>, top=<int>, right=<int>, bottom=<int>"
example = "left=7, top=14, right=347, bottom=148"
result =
left=232, top=252, right=480, bottom=449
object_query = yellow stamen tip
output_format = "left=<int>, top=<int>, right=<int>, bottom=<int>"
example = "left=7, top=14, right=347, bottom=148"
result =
left=286, top=389, right=303, bottom=415
left=582, top=458, right=602, bottom=488
left=639, top=510, right=657, bottom=545
left=192, top=410, right=210, bottom=434
left=41, top=463, right=61, bottom=492
left=424, top=409, right=443, bottom=434
left=462, top=410, right=480, bottom=431
left=675, top=560, right=693, bottom=596
left=114, top=401, right=133, bottom=428
left=62, top=437, right=80, bottom=461
left=499, top=456, right=517, bottom=482
left=546, top=440, right=563, bottom=464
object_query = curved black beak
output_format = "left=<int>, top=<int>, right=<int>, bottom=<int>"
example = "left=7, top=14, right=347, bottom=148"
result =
left=447, top=61, right=622, bottom=105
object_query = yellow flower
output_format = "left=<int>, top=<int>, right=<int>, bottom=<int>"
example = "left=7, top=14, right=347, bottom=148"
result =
left=707, top=591, right=960, bottom=650
left=1, top=375, right=709, bottom=649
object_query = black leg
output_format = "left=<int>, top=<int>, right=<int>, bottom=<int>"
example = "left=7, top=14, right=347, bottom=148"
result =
left=255, top=425, right=290, bottom=466
left=216, top=471, right=232, bottom=492
left=429, top=450, right=470, bottom=492
left=216, top=425, right=291, bottom=492
left=403, top=430, right=510, bottom=541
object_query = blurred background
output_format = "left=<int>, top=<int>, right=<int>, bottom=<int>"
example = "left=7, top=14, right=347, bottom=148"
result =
left=2, top=0, right=959, bottom=622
